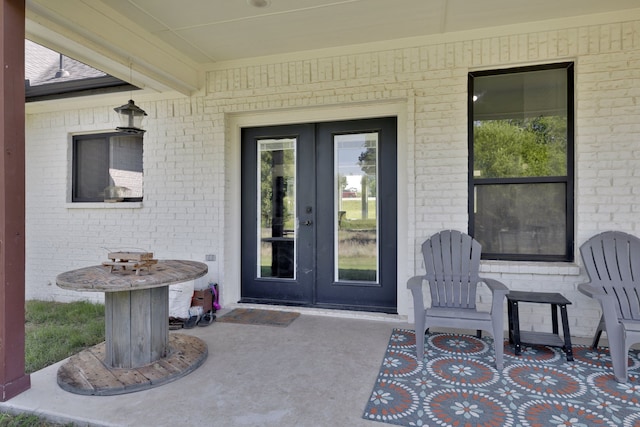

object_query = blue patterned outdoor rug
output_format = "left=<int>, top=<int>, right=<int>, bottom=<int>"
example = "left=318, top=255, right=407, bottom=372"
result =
left=363, top=328, right=640, bottom=426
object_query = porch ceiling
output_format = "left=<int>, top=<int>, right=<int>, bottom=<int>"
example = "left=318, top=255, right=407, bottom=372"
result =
left=25, top=0, right=640, bottom=95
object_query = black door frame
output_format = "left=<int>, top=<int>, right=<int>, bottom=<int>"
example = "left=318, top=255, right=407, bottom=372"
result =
left=240, top=124, right=315, bottom=305
left=240, top=117, right=397, bottom=313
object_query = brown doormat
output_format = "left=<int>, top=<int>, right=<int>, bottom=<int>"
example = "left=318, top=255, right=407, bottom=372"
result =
left=217, top=308, right=300, bottom=327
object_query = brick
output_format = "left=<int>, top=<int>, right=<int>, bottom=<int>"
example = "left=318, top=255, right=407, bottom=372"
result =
left=25, top=15, right=640, bottom=338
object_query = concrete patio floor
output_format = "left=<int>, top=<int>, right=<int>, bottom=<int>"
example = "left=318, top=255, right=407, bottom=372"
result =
left=0, top=307, right=410, bottom=427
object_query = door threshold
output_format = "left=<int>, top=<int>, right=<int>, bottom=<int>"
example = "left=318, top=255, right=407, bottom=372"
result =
left=227, top=302, right=407, bottom=323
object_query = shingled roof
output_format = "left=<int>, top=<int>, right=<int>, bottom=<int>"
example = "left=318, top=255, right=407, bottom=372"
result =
left=25, top=40, right=136, bottom=102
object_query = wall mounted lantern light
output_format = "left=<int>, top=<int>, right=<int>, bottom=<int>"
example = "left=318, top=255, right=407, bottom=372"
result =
left=114, top=99, right=147, bottom=134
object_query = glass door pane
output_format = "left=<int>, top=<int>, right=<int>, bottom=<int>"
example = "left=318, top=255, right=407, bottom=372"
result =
left=334, top=133, right=378, bottom=282
left=257, top=138, right=296, bottom=279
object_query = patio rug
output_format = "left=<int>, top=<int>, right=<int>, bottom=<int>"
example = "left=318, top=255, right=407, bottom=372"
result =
left=216, top=308, right=299, bottom=327
left=363, top=328, right=640, bottom=426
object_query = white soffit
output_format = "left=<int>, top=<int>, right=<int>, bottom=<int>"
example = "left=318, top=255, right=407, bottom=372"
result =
left=97, top=0, right=640, bottom=63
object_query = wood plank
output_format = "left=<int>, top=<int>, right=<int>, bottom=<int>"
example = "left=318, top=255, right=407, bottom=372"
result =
left=108, top=291, right=132, bottom=368
left=135, top=360, right=176, bottom=382
left=104, top=293, right=114, bottom=366
left=108, top=252, right=154, bottom=261
left=157, top=353, right=190, bottom=372
left=56, top=352, right=98, bottom=393
left=102, top=261, right=140, bottom=268
left=150, top=286, right=169, bottom=360
left=87, top=341, right=106, bottom=360
left=102, top=259, right=158, bottom=274
left=109, top=369, right=149, bottom=393
left=130, top=289, right=152, bottom=367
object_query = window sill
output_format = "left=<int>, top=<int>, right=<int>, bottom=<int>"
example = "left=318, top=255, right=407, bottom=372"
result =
left=66, top=202, right=143, bottom=209
left=480, top=260, right=580, bottom=276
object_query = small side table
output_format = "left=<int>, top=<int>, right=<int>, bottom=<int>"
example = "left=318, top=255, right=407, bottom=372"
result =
left=507, top=291, right=574, bottom=361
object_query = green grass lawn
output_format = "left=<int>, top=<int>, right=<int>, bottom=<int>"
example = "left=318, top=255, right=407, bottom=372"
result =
left=0, top=413, right=70, bottom=427
left=340, top=199, right=377, bottom=220
left=25, top=300, right=105, bottom=374
left=0, top=300, right=106, bottom=427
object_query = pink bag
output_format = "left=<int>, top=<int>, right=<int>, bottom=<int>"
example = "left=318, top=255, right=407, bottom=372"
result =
left=209, top=282, right=221, bottom=311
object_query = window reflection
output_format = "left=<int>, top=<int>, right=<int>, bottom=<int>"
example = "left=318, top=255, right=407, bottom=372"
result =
left=258, top=139, right=296, bottom=279
left=335, top=133, right=378, bottom=282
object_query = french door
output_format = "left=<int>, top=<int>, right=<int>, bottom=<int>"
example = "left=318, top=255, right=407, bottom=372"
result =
left=240, top=117, right=397, bottom=312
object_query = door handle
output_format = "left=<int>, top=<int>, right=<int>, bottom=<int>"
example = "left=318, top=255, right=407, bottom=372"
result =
left=302, top=220, right=313, bottom=226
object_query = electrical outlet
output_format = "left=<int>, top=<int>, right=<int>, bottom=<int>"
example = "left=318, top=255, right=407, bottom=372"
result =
left=205, top=254, right=216, bottom=261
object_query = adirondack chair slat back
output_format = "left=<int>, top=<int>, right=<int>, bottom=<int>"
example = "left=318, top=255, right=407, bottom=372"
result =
left=581, top=231, right=640, bottom=320
left=422, top=230, right=481, bottom=309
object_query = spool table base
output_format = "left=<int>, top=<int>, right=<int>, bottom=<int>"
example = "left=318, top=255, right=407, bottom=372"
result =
left=57, top=333, right=207, bottom=396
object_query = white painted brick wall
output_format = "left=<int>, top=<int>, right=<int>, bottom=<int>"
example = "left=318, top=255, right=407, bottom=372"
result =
left=26, top=96, right=224, bottom=304
left=25, top=15, right=640, bottom=338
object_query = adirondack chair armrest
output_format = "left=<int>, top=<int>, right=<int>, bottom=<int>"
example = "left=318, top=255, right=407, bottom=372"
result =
left=577, top=282, right=602, bottom=299
left=407, top=275, right=426, bottom=314
left=480, top=277, right=509, bottom=297
left=578, top=282, right=621, bottom=325
left=480, top=277, right=509, bottom=322
left=407, top=275, right=424, bottom=291
left=480, top=278, right=508, bottom=316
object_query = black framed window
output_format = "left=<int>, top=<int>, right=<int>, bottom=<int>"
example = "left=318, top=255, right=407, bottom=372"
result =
left=72, top=132, right=143, bottom=202
left=468, top=63, right=574, bottom=261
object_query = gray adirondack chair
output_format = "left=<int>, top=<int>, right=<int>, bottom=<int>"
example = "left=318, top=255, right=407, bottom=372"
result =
left=579, top=231, right=640, bottom=383
left=407, top=230, right=509, bottom=370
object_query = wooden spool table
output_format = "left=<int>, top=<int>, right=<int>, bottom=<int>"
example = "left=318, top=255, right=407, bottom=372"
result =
left=56, top=260, right=208, bottom=395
